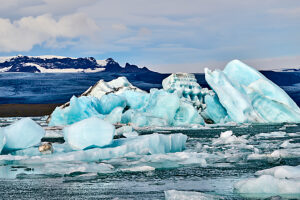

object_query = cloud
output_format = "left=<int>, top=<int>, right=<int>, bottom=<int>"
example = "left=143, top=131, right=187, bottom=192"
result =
left=0, top=0, right=300, bottom=72
left=0, top=13, right=100, bottom=52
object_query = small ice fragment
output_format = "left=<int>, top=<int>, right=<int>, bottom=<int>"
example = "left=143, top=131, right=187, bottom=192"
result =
left=121, top=166, right=155, bottom=172
left=164, top=190, right=223, bottom=200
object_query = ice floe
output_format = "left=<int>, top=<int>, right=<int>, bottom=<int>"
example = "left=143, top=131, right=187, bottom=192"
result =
left=235, top=165, right=300, bottom=198
left=164, top=190, right=223, bottom=200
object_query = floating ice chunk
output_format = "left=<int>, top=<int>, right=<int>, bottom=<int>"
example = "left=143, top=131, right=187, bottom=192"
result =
left=115, top=126, right=133, bottom=136
left=40, top=162, right=114, bottom=175
left=205, top=60, right=300, bottom=123
left=164, top=190, right=223, bottom=200
left=255, top=131, right=287, bottom=138
left=205, top=68, right=263, bottom=123
left=136, top=151, right=207, bottom=168
left=123, top=131, right=139, bottom=138
left=173, top=102, right=204, bottom=126
left=0, top=132, right=6, bottom=153
left=82, top=76, right=144, bottom=99
left=121, top=166, right=155, bottom=172
left=255, top=165, right=300, bottom=179
left=224, top=60, right=300, bottom=112
left=235, top=173, right=300, bottom=197
left=22, top=133, right=187, bottom=163
left=1, top=118, right=45, bottom=151
left=280, top=140, right=300, bottom=148
left=213, top=131, right=247, bottom=145
left=49, top=96, right=105, bottom=126
left=63, top=117, right=115, bottom=150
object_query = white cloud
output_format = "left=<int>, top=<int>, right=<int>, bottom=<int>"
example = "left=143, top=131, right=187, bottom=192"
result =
left=0, top=13, right=100, bottom=52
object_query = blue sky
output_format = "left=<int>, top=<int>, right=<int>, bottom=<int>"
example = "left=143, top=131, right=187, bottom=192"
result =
left=0, top=0, right=300, bottom=72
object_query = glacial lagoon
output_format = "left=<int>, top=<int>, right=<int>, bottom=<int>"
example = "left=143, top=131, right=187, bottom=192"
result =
left=0, top=116, right=299, bottom=199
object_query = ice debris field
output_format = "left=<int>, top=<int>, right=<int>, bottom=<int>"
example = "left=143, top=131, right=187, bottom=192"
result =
left=0, top=60, right=300, bottom=199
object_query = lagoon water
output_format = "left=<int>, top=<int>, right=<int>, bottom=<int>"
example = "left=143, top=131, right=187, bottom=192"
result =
left=0, top=117, right=299, bottom=199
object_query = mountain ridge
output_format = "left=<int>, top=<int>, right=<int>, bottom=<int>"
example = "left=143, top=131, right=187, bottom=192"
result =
left=0, top=55, right=152, bottom=73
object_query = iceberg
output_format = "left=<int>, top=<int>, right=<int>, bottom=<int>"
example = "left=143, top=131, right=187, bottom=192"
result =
left=49, top=96, right=105, bottom=126
left=48, top=59, right=300, bottom=127
left=205, top=68, right=263, bottom=123
left=82, top=76, right=144, bottom=99
left=20, top=133, right=187, bottom=163
left=165, top=190, right=222, bottom=200
left=234, top=165, right=300, bottom=198
left=63, top=117, right=115, bottom=150
left=205, top=60, right=300, bottom=123
left=162, top=73, right=202, bottom=101
left=0, top=118, right=45, bottom=151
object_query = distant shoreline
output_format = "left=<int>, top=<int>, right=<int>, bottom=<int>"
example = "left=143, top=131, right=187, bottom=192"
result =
left=0, top=104, right=61, bottom=117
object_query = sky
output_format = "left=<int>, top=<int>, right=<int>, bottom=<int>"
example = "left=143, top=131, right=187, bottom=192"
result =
left=0, top=0, right=299, bottom=72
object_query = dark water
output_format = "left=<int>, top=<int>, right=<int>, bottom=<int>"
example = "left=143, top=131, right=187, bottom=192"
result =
left=0, top=117, right=299, bottom=199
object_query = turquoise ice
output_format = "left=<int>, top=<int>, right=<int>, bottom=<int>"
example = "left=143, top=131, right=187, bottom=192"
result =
left=63, top=117, right=115, bottom=150
left=205, top=60, right=300, bottom=123
left=0, top=118, right=45, bottom=151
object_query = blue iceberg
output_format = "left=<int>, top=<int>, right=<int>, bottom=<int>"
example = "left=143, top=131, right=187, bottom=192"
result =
left=63, top=117, right=115, bottom=150
left=205, top=60, right=300, bottom=123
left=1, top=118, right=45, bottom=151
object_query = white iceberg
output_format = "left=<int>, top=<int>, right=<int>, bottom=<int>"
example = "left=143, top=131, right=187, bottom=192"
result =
left=63, top=117, right=115, bottom=150
left=164, top=190, right=223, bottom=200
left=212, top=131, right=248, bottom=145
left=234, top=165, right=300, bottom=197
left=82, top=76, right=144, bottom=99
left=0, top=118, right=45, bottom=151
left=162, top=73, right=202, bottom=101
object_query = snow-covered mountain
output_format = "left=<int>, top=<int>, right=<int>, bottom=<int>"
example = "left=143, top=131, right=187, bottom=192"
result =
left=0, top=55, right=151, bottom=73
